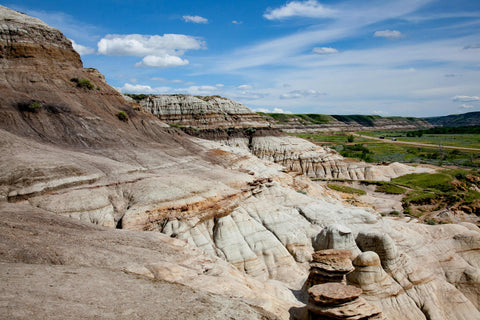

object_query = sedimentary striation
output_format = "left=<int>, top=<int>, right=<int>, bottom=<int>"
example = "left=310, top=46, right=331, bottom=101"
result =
left=1, top=5, right=480, bottom=320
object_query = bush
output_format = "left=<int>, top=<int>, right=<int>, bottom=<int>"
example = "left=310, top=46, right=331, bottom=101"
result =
left=71, top=77, right=94, bottom=90
left=117, top=111, right=128, bottom=121
left=347, top=134, right=355, bottom=143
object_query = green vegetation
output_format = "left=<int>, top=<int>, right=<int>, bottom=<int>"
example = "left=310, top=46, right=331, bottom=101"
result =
left=389, top=170, right=480, bottom=217
left=347, top=134, right=355, bottom=143
left=71, top=77, right=94, bottom=90
left=327, top=184, right=366, bottom=195
left=375, top=183, right=405, bottom=194
left=17, top=101, right=41, bottom=112
left=117, top=111, right=128, bottom=121
left=331, top=114, right=380, bottom=127
left=125, top=93, right=148, bottom=102
left=257, top=112, right=335, bottom=124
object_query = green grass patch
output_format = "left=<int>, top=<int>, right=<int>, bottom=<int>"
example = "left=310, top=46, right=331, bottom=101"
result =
left=375, top=183, right=406, bottom=194
left=71, top=77, right=94, bottom=90
left=327, top=184, right=366, bottom=195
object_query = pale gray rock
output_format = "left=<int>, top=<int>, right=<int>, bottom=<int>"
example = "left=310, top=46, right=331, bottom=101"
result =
left=313, top=224, right=362, bottom=259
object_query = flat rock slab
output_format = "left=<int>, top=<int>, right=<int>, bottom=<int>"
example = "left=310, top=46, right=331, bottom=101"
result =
left=308, top=283, right=362, bottom=305
left=308, top=296, right=383, bottom=320
left=311, top=249, right=354, bottom=273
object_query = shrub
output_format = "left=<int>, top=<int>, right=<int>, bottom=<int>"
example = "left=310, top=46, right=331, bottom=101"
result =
left=125, top=93, right=148, bottom=102
left=71, top=77, right=94, bottom=90
left=117, top=111, right=128, bottom=121
left=347, top=134, right=355, bottom=143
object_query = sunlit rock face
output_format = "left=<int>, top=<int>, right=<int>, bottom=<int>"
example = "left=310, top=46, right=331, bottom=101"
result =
left=1, top=5, right=480, bottom=320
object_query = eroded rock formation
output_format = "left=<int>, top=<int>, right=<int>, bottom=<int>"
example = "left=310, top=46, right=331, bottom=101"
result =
left=1, top=5, right=480, bottom=320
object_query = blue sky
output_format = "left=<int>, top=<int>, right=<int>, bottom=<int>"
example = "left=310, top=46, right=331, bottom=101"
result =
left=4, top=0, right=480, bottom=117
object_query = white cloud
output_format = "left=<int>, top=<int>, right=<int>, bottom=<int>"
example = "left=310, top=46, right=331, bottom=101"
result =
left=120, top=83, right=172, bottom=94
left=452, top=95, right=480, bottom=102
left=232, top=20, right=243, bottom=24
left=460, top=104, right=474, bottom=109
left=183, top=15, right=208, bottom=24
left=313, top=47, right=339, bottom=54
left=273, top=108, right=293, bottom=114
left=374, top=30, right=404, bottom=39
left=70, top=39, right=95, bottom=55
left=97, top=34, right=205, bottom=56
left=280, top=89, right=325, bottom=99
left=97, top=34, right=204, bottom=68
left=253, top=107, right=292, bottom=114
left=237, top=84, right=253, bottom=90
left=216, top=84, right=224, bottom=87
left=264, top=0, right=335, bottom=20
left=135, top=54, right=189, bottom=68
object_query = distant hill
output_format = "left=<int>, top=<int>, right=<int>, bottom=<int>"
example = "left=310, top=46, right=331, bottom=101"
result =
left=257, top=112, right=432, bottom=132
left=424, top=111, right=480, bottom=127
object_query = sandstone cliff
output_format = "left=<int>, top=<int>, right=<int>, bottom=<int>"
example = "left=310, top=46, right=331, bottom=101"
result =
left=1, top=5, right=480, bottom=320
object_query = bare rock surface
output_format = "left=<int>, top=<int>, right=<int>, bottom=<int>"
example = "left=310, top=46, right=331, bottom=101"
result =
left=0, top=202, right=290, bottom=319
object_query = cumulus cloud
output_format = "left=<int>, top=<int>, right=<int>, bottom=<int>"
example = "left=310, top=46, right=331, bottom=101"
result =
left=135, top=54, right=189, bottom=68
left=374, top=30, right=404, bottom=39
left=313, top=47, right=339, bottom=54
left=183, top=15, right=208, bottom=24
left=264, top=0, right=335, bottom=20
left=280, top=89, right=325, bottom=99
left=452, top=95, right=480, bottom=102
left=120, top=83, right=171, bottom=94
left=71, top=39, right=95, bottom=55
left=97, top=34, right=204, bottom=56
left=97, top=34, right=205, bottom=68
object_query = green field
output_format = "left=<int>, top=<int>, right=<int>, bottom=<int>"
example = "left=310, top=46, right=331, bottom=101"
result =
left=360, top=130, right=480, bottom=149
left=295, top=131, right=480, bottom=168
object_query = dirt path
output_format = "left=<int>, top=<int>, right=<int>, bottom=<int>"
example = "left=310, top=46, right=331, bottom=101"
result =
left=352, top=133, right=480, bottom=152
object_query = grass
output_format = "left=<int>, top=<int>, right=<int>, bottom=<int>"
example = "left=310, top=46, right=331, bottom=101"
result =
left=71, top=77, right=94, bottom=90
left=327, top=184, right=366, bottom=195
left=375, top=183, right=405, bottom=194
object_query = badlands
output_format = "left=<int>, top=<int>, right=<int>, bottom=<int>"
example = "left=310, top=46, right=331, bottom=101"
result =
left=0, top=5, right=479, bottom=319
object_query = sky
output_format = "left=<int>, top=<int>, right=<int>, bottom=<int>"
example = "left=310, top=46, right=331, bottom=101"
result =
left=4, top=0, right=480, bottom=117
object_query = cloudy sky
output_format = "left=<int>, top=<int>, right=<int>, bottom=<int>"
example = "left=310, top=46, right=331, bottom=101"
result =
left=6, top=0, right=480, bottom=116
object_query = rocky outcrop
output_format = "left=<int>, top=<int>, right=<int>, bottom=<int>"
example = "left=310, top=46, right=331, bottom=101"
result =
left=138, top=94, right=269, bottom=130
left=138, top=94, right=433, bottom=181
